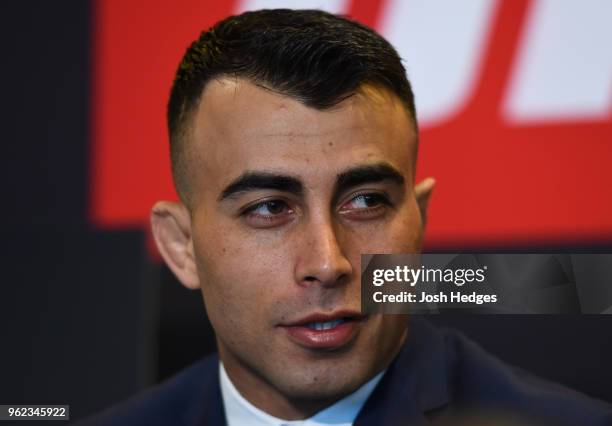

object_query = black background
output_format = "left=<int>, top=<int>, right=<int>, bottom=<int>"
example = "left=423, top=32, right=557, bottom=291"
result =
left=0, top=1, right=611, bottom=423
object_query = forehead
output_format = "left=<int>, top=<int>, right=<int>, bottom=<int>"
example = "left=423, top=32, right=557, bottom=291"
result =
left=187, top=78, right=417, bottom=198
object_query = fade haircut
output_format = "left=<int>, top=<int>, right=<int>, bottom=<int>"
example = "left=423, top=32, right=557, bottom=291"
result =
left=168, top=9, right=417, bottom=203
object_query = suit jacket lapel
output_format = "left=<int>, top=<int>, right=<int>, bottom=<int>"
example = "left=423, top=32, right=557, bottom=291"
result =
left=187, top=355, right=227, bottom=426
left=355, top=318, right=451, bottom=426
left=186, top=319, right=449, bottom=426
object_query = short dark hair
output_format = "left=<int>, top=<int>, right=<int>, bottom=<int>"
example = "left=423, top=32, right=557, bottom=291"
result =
left=168, top=9, right=417, bottom=202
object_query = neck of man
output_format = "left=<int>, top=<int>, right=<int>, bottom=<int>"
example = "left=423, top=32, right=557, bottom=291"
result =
left=217, top=328, right=408, bottom=421
left=219, top=347, right=355, bottom=420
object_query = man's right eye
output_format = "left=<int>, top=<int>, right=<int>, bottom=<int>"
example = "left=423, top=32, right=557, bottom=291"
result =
left=241, top=199, right=294, bottom=228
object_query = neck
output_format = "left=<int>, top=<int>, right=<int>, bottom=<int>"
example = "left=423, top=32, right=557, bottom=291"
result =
left=217, top=327, right=407, bottom=420
left=220, top=352, right=341, bottom=420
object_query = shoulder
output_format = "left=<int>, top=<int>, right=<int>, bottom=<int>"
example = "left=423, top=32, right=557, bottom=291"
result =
left=74, top=354, right=219, bottom=426
left=433, top=323, right=612, bottom=424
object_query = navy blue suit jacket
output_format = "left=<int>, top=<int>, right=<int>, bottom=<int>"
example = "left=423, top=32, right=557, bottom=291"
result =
left=78, top=319, right=612, bottom=425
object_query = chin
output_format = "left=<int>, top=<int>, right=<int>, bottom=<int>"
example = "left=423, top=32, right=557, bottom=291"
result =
left=267, top=358, right=374, bottom=401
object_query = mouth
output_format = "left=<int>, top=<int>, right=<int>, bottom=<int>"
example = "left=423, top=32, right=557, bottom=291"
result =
left=304, top=317, right=349, bottom=331
left=279, top=312, right=368, bottom=350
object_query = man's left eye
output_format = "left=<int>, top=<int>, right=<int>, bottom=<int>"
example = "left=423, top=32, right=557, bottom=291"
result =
left=340, top=193, right=391, bottom=216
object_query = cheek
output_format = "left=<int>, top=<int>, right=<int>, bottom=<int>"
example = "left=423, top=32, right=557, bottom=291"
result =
left=377, top=315, right=409, bottom=349
left=346, top=198, right=423, bottom=255
left=192, top=221, right=293, bottom=328
left=391, top=198, right=423, bottom=251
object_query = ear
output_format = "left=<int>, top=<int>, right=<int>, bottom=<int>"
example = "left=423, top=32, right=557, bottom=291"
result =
left=414, top=177, right=435, bottom=229
left=150, top=201, right=200, bottom=290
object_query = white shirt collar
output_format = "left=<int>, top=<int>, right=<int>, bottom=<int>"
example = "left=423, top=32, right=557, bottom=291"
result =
left=219, top=362, right=385, bottom=426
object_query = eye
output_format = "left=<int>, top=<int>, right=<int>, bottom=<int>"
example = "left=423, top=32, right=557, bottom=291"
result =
left=248, top=200, right=288, bottom=216
left=241, top=199, right=294, bottom=228
left=339, top=192, right=391, bottom=219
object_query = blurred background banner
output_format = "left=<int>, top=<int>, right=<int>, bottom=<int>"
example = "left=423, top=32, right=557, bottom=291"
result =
left=91, top=0, right=612, bottom=247
left=1, top=0, right=611, bottom=422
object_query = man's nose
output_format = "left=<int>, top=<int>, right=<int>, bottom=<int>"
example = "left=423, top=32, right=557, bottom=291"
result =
left=294, top=218, right=353, bottom=287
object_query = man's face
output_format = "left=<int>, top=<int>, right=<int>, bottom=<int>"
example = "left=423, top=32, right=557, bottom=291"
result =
left=185, top=78, right=422, bottom=403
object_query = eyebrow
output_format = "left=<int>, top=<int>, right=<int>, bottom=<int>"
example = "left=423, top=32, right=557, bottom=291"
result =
left=334, top=163, right=405, bottom=196
left=218, top=162, right=405, bottom=202
left=218, top=172, right=304, bottom=201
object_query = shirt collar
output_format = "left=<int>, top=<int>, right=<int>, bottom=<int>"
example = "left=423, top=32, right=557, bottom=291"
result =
left=219, top=362, right=385, bottom=426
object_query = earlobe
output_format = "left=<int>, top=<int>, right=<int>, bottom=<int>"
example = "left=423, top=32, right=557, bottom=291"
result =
left=415, top=177, right=435, bottom=229
left=150, top=201, right=200, bottom=290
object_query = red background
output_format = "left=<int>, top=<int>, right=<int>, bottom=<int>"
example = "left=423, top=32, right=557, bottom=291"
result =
left=90, top=0, right=612, bottom=248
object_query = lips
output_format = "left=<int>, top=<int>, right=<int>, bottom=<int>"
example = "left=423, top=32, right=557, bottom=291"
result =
left=279, top=311, right=367, bottom=350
